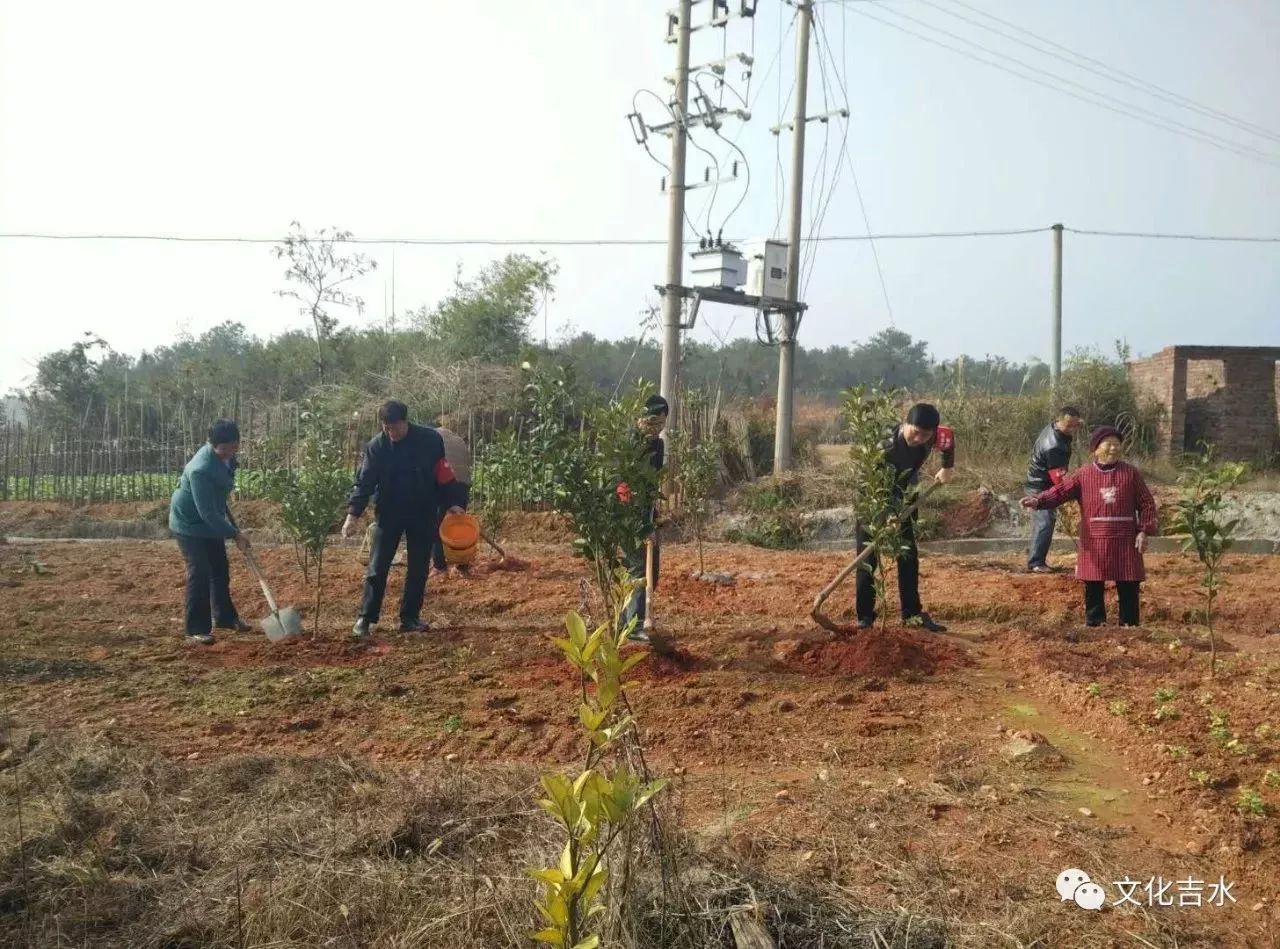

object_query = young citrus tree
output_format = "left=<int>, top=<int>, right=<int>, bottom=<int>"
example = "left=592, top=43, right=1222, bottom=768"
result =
left=522, top=363, right=661, bottom=627
left=672, top=428, right=720, bottom=576
left=1171, top=445, right=1247, bottom=676
left=844, top=386, right=912, bottom=627
left=265, top=404, right=350, bottom=636
left=531, top=576, right=667, bottom=948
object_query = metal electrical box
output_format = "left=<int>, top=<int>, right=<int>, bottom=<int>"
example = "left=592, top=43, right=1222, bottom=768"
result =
left=745, top=240, right=788, bottom=299
left=689, top=245, right=747, bottom=290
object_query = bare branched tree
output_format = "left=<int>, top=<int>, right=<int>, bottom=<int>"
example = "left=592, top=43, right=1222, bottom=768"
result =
left=274, top=222, right=377, bottom=385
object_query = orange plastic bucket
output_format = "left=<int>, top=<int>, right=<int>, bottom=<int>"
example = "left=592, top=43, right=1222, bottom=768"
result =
left=439, top=512, right=480, bottom=565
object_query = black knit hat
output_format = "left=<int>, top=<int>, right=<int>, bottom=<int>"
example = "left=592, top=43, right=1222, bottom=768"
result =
left=645, top=394, right=670, bottom=417
left=1088, top=425, right=1123, bottom=452
left=905, top=402, right=941, bottom=430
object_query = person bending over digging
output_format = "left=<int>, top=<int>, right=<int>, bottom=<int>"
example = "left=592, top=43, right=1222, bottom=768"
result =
left=855, top=402, right=956, bottom=632
left=169, top=418, right=253, bottom=646
left=1020, top=425, right=1158, bottom=627
left=342, top=400, right=465, bottom=639
left=619, top=394, right=669, bottom=643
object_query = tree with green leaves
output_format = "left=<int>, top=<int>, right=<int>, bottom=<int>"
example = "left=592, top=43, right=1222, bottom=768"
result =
left=520, top=364, right=661, bottom=627
left=532, top=577, right=667, bottom=948
left=415, top=253, right=557, bottom=364
left=1171, top=445, right=1248, bottom=676
left=264, top=404, right=351, bottom=636
left=274, top=222, right=377, bottom=386
left=672, top=428, right=720, bottom=576
left=844, top=386, right=913, bottom=628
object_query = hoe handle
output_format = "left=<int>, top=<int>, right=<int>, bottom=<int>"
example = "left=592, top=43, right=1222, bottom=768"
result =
left=643, top=536, right=656, bottom=631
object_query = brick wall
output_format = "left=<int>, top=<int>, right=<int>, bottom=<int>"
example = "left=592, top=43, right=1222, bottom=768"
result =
left=1128, top=347, right=1280, bottom=459
left=1127, top=347, right=1183, bottom=455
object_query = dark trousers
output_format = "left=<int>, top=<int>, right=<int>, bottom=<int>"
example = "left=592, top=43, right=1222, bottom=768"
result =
left=360, top=520, right=433, bottom=624
left=855, top=519, right=922, bottom=622
left=176, top=535, right=239, bottom=636
left=621, top=538, right=660, bottom=632
left=1027, top=499, right=1057, bottom=568
left=431, top=483, right=472, bottom=570
left=1084, top=580, right=1141, bottom=626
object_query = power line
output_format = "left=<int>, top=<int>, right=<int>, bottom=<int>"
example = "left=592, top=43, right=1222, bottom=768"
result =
left=3, top=226, right=1278, bottom=244
left=923, top=0, right=1280, bottom=144
left=1063, top=227, right=1280, bottom=243
left=841, top=3, right=1280, bottom=169
left=814, top=6, right=897, bottom=325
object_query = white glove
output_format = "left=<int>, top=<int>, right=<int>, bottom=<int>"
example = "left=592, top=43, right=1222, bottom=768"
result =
left=934, top=467, right=956, bottom=485
left=341, top=513, right=360, bottom=539
left=1135, top=531, right=1147, bottom=553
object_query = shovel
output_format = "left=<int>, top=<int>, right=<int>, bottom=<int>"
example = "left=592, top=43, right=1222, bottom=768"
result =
left=811, top=482, right=940, bottom=634
left=241, top=547, right=303, bottom=642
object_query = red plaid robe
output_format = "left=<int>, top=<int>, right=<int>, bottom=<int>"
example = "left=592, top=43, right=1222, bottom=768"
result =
left=1031, top=461, right=1158, bottom=581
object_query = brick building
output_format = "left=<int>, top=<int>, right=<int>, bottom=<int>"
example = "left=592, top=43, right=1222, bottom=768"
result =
left=1127, top=345, right=1280, bottom=459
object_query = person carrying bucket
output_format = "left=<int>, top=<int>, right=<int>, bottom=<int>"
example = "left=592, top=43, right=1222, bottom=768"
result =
left=620, top=394, right=668, bottom=642
left=431, top=426, right=474, bottom=578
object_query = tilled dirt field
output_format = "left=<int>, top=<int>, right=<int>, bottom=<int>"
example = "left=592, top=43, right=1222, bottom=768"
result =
left=4, top=536, right=1280, bottom=946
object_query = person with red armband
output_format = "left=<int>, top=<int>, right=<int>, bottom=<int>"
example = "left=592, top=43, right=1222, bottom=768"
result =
left=1021, top=425, right=1158, bottom=627
left=854, top=402, right=956, bottom=632
left=1024, top=406, right=1084, bottom=573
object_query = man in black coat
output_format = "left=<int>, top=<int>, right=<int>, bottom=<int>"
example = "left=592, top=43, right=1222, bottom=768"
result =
left=855, top=402, right=956, bottom=632
left=341, top=401, right=464, bottom=638
left=1024, top=406, right=1083, bottom=573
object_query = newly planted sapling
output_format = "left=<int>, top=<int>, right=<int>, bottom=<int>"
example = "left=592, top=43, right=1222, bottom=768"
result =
left=672, top=428, right=721, bottom=577
left=1171, top=446, right=1248, bottom=676
left=265, top=403, right=350, bottom=636
left=531, top=575, right=668, bottom=947
left=843, top=386, right=913, bottom=628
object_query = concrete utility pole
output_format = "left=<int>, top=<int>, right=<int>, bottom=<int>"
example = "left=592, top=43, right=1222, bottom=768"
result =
left=659, top=0, right=693, bottom=436
left=1051, top=222, right=1063, bottom=391
left=773, top=1, right=812, bottom=473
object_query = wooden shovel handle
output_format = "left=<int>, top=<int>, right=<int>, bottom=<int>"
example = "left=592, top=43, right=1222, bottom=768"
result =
left=240, top=546, right=280, bottom=614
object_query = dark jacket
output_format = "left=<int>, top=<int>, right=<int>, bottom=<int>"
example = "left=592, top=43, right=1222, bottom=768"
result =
left=169, top=444, right=239, bottom=539
left=348, top=423, right=462, bottom=525
left=880, top=423, right=955, bottom=496
left=1025, top=422, right=1073, bottom=492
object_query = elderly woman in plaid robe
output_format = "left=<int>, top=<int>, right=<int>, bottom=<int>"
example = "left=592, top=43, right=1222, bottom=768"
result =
left=1021, top=425, right=1159, bottom=627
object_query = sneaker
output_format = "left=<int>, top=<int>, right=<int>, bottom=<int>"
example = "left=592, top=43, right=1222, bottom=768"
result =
left=185, top=632, right=215, bottom=646
left=352, top=618, right=372, bottom=640
left=1028, top=564, right=1053, bottom=574
left=627, top=627, right=651, bottom=644
left=399, top=619, right=432, bottom=633
left=909, top=613, right=948, bottom=633
left=856, top=616, right=876, bottom=630
left=217, top=619, right=253, bottom=633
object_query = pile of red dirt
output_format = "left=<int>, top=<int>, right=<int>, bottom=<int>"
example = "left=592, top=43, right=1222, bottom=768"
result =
left=773, top=628, right=971, bottom=678
left=937, top=489, right=995, bottom=538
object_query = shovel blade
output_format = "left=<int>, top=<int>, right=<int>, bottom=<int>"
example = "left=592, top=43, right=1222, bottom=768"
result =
left=262, top=607, right=304, bottom=642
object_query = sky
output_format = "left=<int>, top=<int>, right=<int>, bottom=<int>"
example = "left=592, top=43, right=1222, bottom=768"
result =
left=1, top=0, right=1278, bottom=394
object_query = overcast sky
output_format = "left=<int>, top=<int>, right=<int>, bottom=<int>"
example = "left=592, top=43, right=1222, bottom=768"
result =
left=2, top=0, right=1277, bottom=394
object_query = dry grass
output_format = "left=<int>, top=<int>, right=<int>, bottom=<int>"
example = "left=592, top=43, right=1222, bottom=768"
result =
left=0, top=722, right=967, bottom=948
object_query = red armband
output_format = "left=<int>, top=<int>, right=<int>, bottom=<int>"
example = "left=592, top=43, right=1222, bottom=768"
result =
left=1048, top=467, right=1066, bottom=486
left=434, top=458, right=456, bottom=484
left=935, top=425, right=954, bottom=452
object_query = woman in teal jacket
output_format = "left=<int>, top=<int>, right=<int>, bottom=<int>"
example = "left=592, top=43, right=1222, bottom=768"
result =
left=169, top=419, right=251, bottom=644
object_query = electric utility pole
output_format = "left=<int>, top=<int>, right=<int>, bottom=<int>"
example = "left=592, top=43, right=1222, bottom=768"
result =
left=660, top=0, right=694, bottom=438
left=1051, top=222, right=1063, bottom=391
left=773, top=1, right=812, bottom=473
